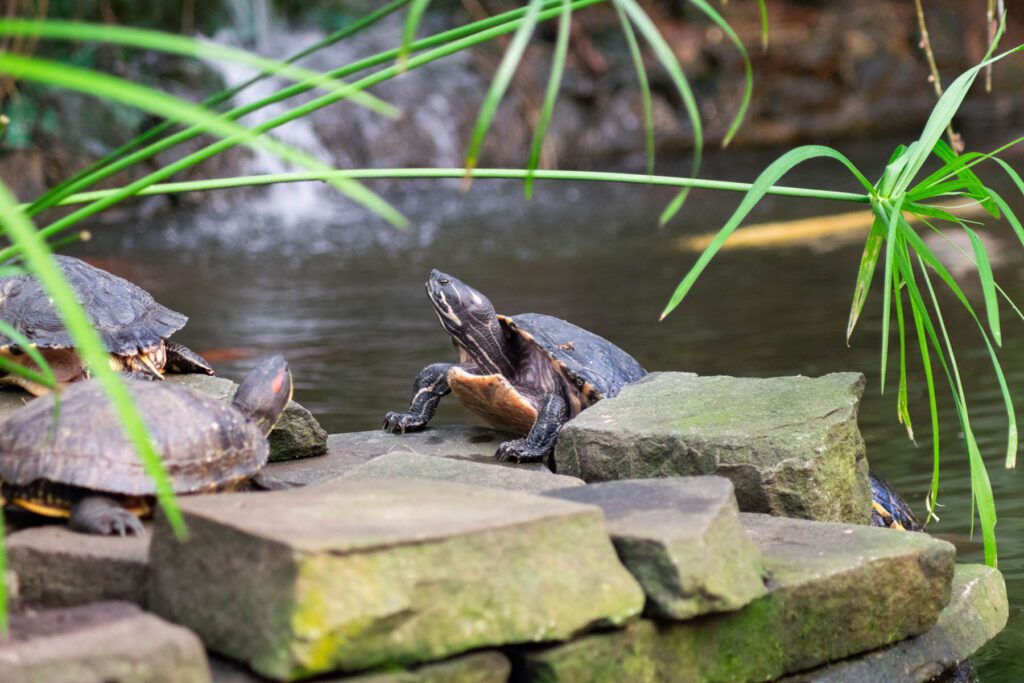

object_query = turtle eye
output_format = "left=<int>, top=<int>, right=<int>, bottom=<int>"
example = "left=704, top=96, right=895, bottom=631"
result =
left=439, top=277, right=451, bottom=286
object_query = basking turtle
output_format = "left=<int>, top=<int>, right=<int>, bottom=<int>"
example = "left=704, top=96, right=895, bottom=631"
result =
left=383, top=270, right=647, bottom=462
left=869, top=473, right=922, bottom=531
left=0, top=355, right=292, bottom=535
left=0, top=255, right=213, bottom=395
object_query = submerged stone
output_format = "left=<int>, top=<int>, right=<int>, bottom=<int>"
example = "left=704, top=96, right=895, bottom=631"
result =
left=554, top=372, right=872, bottom=524
left=0, top=601, right=210, bottom=683
left=546, top=477, right=765, bottom=619
left=779, top=563, right=1008, bottom=683
left=517, top=513, right=955, bottom=682
left=148, top=478, right=643, bottom=680
left=166, top=374, right=327, bottom=461
left=342, top=451, right=584, bottom=494
left=6, top=526, right=150, bottom=608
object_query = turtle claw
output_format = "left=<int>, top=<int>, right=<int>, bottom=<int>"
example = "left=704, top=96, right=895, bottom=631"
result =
left=382, top=411, right=427, bottom=434
left=69, top=496, right=145, bottom=537
left=495, top=439, right=548, bottom=464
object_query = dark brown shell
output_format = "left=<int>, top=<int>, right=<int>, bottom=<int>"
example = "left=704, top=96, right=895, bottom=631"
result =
left=0, top=379, right=266, bottom=496
left=0, top=256, right=186, bottom=354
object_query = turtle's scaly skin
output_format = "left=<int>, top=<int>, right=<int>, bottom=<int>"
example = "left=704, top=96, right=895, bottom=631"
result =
left=383, top=270, right=646, bottom=463
left=870, top=473, right=923, bottom=531
left=0, top=256, right=212, bottom=392
left=0, top=379, right=268, bottom=498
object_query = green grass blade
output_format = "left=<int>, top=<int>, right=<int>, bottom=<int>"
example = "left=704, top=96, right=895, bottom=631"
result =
left=917, top=255, right=998, bottom=565
left=31, top=0, right=411, bottom=214
left=893, top=269, right=913, bottom=440
left=0, top=19, right=398, bottom=118
left=526, top=0, right=573, bottom=198
left=399, top=0, right=432, bottom=69
left=874, top=197, right=906, bottom=395
left=613, top=0, right=655, bottom=176
left=660, top=145, right=874, bottom=319
left=0, top=182, right=186, bottom=539
left=24, top=167, right=873, bottom=211
left=614, top=0, right=704, bottom=224
left=964, top=225, right=1001, bottom=346
left=757, top=0, right=769, bottom=50
left=22, top=0, right=601, bottom=225
left=463, top=0, right=544, bottom=180
left=0, top=54, right=404, bottom=228
left=847, top=213, right=886, bottom=342
left=687, top=0, right=752, bottom=147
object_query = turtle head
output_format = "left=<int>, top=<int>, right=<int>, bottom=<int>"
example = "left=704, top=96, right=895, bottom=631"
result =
left=426, top=270, right=513, bottom=375
left=232, top=355, right=293, bottom=435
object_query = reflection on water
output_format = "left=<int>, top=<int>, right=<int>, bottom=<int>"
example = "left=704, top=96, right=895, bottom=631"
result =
left=74, top=138, right=1024, bottom=680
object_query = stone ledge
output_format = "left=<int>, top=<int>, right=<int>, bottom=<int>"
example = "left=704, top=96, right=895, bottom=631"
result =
left=554, top=372, right=872, bottom=524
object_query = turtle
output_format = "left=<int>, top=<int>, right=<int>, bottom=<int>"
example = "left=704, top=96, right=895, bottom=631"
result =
left=0, top=355, right=292, bottom=535
left=0, top=255, right=213, bottom=396
left=383, top=270, right=647, bottom=463
left=869, top=472, right=922, bottom=531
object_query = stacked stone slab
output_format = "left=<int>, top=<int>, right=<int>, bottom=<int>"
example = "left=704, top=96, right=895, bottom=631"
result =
left=7, top=526, right=150, bottom=608
left=554, top=372, right=872, bottom=524
left=0, top=602, right=210, bottom=683
left=518, top=513, right=956, bottom=682
left=546, top=477, right=766, bottom=619
left=148, top=478, right=645, bottom=680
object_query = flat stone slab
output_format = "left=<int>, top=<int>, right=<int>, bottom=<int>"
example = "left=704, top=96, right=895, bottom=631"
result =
left=7, top=526, right=150, bottom=608
left=546, top=477, right=765, bottom=619
left=167, top=375, right=327, bottom=461
left=260, top=427, right=546, bottom=488
left=211, top=651, right=511, bottom=683
left=780, top=563, right=1008, bottom=683
left=554, top=372, right=872, bottom=524
left=517, top=513, right=955, bottom=683
left=342, top=452, right=584, bottom=494
left=148, top=478, right=644, bottom=680
left=0, top=601, right=210, bottom=683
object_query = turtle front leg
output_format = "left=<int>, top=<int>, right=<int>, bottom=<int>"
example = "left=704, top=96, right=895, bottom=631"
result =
left=383, top=362, right=453, bottom=434
left=495, top=393, right=567, bottom=464
left=165, top=341, right=214, bottom=375
left=69, top=496, right=145, bottom=536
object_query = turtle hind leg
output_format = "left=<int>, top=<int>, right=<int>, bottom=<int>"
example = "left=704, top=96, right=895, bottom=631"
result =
left=165, top=341, right=214, bottom=376
left=383, top=362, right=453, bottom=434
left=69, top=496, right=144, bottom=536
left=495, top=393, right=567, bottom=465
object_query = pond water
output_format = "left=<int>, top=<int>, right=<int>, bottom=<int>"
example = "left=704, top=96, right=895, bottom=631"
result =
left=73, top=135, right=1024, bottom=680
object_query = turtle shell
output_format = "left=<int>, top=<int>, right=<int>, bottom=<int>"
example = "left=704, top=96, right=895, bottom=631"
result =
left=498, top=313, right=646, bottom=415
left=0, top=256, right=186, bottom=354
left=0, top=379, right=267, bottom=496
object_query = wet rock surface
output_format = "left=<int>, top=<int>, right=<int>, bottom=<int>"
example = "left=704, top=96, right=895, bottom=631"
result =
left=779, top=563, right=1008, bottom=683
left=554, top=372, right=872, bottom=524
left=148, top=478, right=644, bottom=680
left=0, top=601, right=210, bottom=683
left=341, top=451, right=584, bottom=494
left=517, top=513, right=956, bottom=682
left=7, top=525, right=150, bottom=608
left=546, top=477, right=765, bottom=620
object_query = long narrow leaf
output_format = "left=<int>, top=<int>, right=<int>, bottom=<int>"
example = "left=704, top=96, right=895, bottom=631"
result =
left=964, top=226, right=1001, bottom=346
left=613, top=1, right=655, bottom=176
left=687, top=0, right=752, bottom=147
left=0, top=19, right=398, bottom=118
left=526, top=0, right=573, bottom=197
left=0, top=54, right=404, bottom=228
left=846, top=214, right=886, bottom=342
left=660, top=145, right=874, bottom=319
left=464, top=0, right=544, bottom=179
left=399, top=0, right=432, bottom=68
